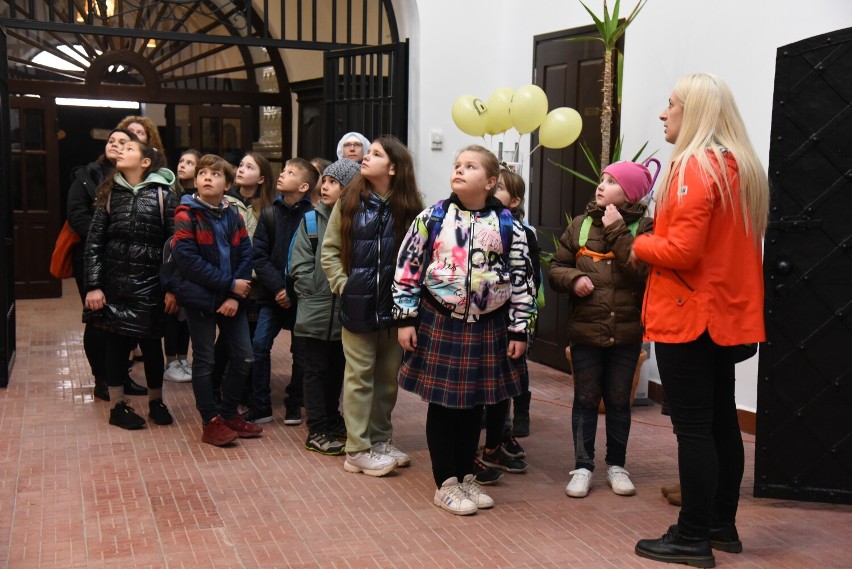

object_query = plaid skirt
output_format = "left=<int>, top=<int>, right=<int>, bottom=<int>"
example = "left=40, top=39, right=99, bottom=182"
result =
left=398, top=299, right=522, bottom=409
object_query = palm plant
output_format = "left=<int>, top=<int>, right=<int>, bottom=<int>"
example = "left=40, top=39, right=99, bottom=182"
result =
left=569, top=0, right=646, bottom=169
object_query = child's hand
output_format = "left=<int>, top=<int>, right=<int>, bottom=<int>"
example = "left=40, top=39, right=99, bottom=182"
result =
left=164, top=292, right=179, bottom=314
left=232, top=279, right=251, bottom=298
left=274, top=289, right=290, bottom=308
left=507, top=340, right=527, bottom=359
left=85, top=289, right=106, bottom=311
left=217, top=298, right=239, bottom=316
left=398, top=326, right=417, bottom=352
left=602, top=204, right=623, bottom=227
left=572, top=275, right=594, bottom=297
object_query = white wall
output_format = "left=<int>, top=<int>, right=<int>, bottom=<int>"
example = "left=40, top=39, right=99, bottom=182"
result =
left=402, top=0, right=852, bottom=411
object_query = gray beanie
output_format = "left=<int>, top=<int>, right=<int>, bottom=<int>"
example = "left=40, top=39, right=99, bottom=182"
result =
left=323, top=158, right=361, bottom=188
left=336, top=131, right=371, bottom=160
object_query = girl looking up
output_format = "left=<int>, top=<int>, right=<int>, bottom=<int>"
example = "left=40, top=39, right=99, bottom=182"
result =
left=321, top=135, right=423, bottom=477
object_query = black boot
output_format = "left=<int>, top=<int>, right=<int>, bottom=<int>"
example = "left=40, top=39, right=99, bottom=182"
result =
left=124, top=376, right=149, bottom=396
left=512, top=391, right=532, bottom=437
left=109, top=400, right=146, bottom=430
left=709, top=525, right=742, bottom=553
left=93, top=377, right=110, bottom=401
left=635, top=525, right=715, bottom=568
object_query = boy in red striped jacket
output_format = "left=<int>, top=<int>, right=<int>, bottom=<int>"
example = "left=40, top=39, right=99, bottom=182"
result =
left=167, top=154, right=263, bottom=447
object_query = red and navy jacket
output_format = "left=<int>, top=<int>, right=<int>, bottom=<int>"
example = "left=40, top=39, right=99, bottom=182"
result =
left=167, top=194, right=253, bottom=312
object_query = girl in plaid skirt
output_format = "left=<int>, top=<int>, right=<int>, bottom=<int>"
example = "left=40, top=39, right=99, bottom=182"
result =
left=393, top=145, right=537, bottom=515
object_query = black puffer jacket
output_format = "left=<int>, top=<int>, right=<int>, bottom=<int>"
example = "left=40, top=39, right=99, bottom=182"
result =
left=83, top=169, right=177, bottom=338
left=67, top=159, right=113, bottom=280
left=340, top=193, right=397, bottom=333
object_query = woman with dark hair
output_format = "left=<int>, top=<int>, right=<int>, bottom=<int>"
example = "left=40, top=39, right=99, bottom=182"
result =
left=66, top=127, right=148, bottom=400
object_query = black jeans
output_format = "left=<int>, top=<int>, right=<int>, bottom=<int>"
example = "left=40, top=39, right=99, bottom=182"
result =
left=426, top=403, right=483, bottom=488
left=104, top=334, right=164, bottom=390
left=300, top=336, right=345, bottom=434
left=656, top=331, right=744, bottom=539
left=185, top=307, right=252, bottom=423
left=570, top=342, right=641, bottom=470
left=163, top=312, right=190, bottom=357
left=74, top=251, right=109, bottom=383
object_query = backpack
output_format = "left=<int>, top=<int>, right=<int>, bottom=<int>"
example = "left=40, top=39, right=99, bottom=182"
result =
left=578, top=215, right=641, bottom=247
left=286, top=210, right=319, bottom=277
left=419, top=199, right=515, bottom=283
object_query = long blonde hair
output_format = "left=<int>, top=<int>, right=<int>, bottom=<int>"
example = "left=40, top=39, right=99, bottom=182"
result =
left=658, top=73, right=769, bottom=239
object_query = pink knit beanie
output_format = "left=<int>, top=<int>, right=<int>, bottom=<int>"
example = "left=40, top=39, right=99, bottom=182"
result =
left=602, top=161, right=653, bottom=204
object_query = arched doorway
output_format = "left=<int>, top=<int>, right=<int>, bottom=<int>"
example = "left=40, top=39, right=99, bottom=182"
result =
left=0, top=0, right=407, bottom=385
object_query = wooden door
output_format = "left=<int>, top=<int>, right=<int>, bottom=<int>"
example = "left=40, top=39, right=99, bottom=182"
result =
left=189, top=105, right=254, bottom=164
left=528, top=26, right=621, bottom=371
left=11, top=96, right=61, bottom=299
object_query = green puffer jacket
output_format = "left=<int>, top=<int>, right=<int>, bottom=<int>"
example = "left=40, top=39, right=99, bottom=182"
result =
left=290, top=201, right=342, bottom=341
left=548, top=200, right=653, bottom=347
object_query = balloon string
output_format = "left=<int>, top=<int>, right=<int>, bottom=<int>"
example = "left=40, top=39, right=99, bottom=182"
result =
left=529, top=144, right=541, bottom=155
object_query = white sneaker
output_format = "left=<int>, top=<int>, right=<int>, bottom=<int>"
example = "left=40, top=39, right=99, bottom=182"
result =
left=566, top=468, right=593, bottom=498
left=163, top=360, right=192, bottom=383
left=433, top=477, right=477, bottom=515
left=607, top=465, right=636, bottom=496
left=343, top=450, right=397, bottom=477
left=178, top=359, right=193, bottom=378
left=461, top=474, right=494, bottom=509
left=372, top=439, right=411, bottom=467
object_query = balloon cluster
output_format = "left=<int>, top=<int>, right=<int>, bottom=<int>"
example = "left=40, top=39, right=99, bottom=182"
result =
left=451, top=85, right=583, bottom=149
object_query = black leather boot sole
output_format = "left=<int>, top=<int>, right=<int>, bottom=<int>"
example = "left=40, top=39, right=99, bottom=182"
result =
left=635, top=525, right=716, bottom=568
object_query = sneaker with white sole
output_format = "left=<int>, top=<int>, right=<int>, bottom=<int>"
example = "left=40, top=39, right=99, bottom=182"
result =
left=343, top=450, right=397, bottom=477
left=566, top=468, right=593, bottom=498
left=461, top=474, right=494, bottom=509
left=607, top=465, right=636, bottom=496
left=371, top=439, right=411, bottom=467
left=433, top=477, right=477, bottom=515
left=179, top=359, right=193, bottom=378
left=163, top=360, right=192, bottom=383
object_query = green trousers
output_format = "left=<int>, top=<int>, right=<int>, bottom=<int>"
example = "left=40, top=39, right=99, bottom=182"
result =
left=341, top=327, right=403, bottom=453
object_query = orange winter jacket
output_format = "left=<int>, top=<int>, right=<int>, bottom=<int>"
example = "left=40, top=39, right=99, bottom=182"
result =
left=632, top=150, right=765, bottom=346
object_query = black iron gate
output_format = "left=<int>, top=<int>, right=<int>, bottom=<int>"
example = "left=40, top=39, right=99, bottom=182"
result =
left=0, top=28, right=15, bottom=387
left=755, top=26, right=852, bottom=505
left=324, top=41, right=409, bottom=158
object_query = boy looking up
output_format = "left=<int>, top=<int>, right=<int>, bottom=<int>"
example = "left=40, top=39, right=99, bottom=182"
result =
left=245, top=157, right=318, bottom=424
left=168, top=154, right=263, bottom=446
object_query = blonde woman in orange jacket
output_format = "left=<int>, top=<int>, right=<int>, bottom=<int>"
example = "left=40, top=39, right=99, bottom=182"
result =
left=632, top=73, right=769, bottom=568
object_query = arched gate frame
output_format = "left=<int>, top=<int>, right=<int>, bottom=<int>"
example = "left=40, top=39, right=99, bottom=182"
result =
left=0, top=0, right=407, bottom=386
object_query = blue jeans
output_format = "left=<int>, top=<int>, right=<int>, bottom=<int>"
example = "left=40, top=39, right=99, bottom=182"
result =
left=656, top=331, right=744, bottom=539
left=570, top=342, right=641, bottom=471
left=185, top=307, right=252, bottom=423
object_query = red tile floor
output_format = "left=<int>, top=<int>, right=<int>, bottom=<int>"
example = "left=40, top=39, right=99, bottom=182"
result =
left=2, top=280, right=850, bottom=568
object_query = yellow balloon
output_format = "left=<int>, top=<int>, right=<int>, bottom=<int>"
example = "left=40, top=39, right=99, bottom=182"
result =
left=539, top=107, right=583, bottom=149
left=451, top=95, right=488, bottom=137
left=510, top=84, right=548, bottom=134
left=485, top=87, right=514, bottom=134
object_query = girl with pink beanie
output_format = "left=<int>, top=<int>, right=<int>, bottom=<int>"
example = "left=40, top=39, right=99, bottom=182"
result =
left=547, top=158, right=658, bottom=499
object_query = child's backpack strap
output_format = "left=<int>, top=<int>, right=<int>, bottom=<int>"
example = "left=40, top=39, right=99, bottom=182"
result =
left=578, top=215, right=641, bottom=247
left=286, top=210, right=318, bottom=275
left=261, top=205, right=276, bottom=244
left=418, top=200, right=447, bottom=283
left=496, top=208, right=515, bottom=265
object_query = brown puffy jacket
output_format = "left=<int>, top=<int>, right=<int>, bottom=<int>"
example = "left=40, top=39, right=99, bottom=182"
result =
left=548, top=200, right=653, bottom=347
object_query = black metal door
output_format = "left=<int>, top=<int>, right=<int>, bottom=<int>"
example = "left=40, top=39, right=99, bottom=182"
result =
left=324, top=41, right=409, bottom=158
left=755, top=26, right=852, bottom=505
left=0, top=28, right=15, bottom=387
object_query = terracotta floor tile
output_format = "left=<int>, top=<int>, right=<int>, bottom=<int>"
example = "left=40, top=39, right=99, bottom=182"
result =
left=1, top=279, right=851, bottom=568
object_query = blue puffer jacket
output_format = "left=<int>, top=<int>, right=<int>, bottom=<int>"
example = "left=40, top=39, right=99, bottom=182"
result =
left=341, top=193, right=397, bottom=333
left=167, top=194, right=253, bottom=313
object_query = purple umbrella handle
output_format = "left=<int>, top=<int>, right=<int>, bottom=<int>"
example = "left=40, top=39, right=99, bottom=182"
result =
left=643, top=157, right=662, bottom=195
